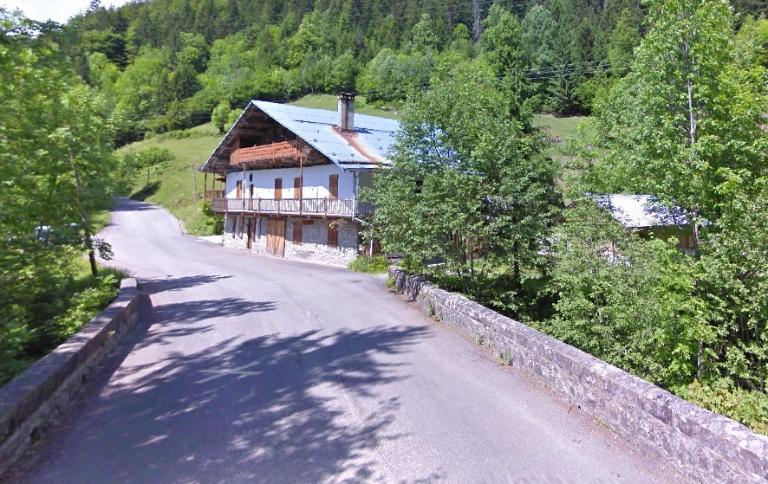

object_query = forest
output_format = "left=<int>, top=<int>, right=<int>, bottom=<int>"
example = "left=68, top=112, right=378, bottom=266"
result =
left=0, top=0, right=767, bottom=434
left=43, top=0, right=763, bottom=144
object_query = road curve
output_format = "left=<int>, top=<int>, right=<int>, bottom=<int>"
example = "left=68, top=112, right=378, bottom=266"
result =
left=10, top=198, right=681, bottom=483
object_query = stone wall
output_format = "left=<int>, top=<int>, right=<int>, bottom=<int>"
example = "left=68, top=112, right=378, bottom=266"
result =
left=223, top=214, right=358, bottom=266
left=0, top=279, right=142, bottom=475
left=285, top=218, right=358, bottom=266
left=390, top=268, right=768, bottom=483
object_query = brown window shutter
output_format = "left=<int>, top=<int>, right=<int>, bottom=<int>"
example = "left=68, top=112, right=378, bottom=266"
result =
left=293, top=177, right=302, bottom=200
left=327, top=223, right=338, bottom=247
left=329, top=174, right=339, bottom=200
left=236, top=180, right=243, bottom=198
left=274, top=178, right=282, bottom=200
left=292, top=221, right=303, bottom=245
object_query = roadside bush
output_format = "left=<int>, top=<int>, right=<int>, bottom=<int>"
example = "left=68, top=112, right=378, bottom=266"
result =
left=55, top=271, right=121, bottom=339
left=676, top=380, right=768, bottom=435
left=201, top=201, right=224, bottom=235
left=544, top=203, right=709, bottom=389
left=349, top=255, right=389, bottom=274
left=0, top=245, right=123, bottom=385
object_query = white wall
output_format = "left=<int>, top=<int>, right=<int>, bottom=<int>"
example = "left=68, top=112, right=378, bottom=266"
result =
left=225, top=164, right=356, bottom=199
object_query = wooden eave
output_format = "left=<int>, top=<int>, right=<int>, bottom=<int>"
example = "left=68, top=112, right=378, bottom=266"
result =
left=203, top=104, right=332, bottom=174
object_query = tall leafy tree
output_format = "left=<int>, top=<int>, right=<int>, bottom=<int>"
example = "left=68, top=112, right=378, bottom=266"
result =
left=480, top=4, right=530, bottom=121
left=592, top=0, right=766, bottom=251
left=49, top=86, right=116, bottom=276
left=371, top=61, right=558, bottom=307
left=607, top=8, right=641, bottom=76
left=0, top=10, right=121, bottom=380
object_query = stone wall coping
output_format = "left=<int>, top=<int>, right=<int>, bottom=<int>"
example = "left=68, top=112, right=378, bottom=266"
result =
left=390, top=267, right=768, bottom=481
left=0, top=278, right=140, bottom=474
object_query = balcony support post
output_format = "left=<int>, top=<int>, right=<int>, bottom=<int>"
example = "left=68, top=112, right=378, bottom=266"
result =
left=299, top=155, right=304, bottom=215
left=241, top=165, right=246, bottom=211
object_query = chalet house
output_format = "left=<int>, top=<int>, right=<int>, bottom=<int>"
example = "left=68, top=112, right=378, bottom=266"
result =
left=592, top=194, right=695, bottom=252
left=200, top=94, right=399, bottom=265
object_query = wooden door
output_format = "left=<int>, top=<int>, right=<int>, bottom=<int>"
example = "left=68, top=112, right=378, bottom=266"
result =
left=292, top=220, right=303, bottom=245
left=274, top=178, right=283, bottom=200
left=293, top=177, right=302, bottom=200
left=328, top=174, right=339, bottom=200
left=327, top=223, right=338, bottom=247
left=266, top=218, right=286, bottom=257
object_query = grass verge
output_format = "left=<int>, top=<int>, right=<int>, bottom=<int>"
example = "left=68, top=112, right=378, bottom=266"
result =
left=349, top=255, right=389, bottom=274
left=120, top=123, right=221, bottom=235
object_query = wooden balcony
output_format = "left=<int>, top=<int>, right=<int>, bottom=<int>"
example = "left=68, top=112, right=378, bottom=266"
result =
left=212, top=198, right=374, bottom=218
left=230, top=140, right=304, bottom=167
left=203, top=190, right=225, bottom=200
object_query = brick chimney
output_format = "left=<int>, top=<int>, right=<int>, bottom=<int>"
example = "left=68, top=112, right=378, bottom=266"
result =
left=338, top=92, right=355, bottom=132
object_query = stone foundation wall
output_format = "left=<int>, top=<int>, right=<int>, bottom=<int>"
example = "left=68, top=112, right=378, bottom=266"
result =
left=222, top=214, right=247, bottom=250
left=222, top=214, right=358, bottom=266
left=0, top=279, right=142, bottom=476
left=284, top=218, right=358, bottom=266
left=390, top=268, right=768, bottom=484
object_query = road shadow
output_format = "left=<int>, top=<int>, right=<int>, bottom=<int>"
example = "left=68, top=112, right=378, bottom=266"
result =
left=131, top=297, right=277, bottom=350
left=140, top=274, right=233, bottom=294
left=26, top=323, right=432, bottom=483
left=130, top=181, right=161, bottom=201
left=110, top=197, right=157, bottom=212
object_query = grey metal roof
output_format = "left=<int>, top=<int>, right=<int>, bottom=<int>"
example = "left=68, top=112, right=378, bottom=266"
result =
left=201, top=100, right=400, bottom=172
left=592, top=194, right=691, bottom=228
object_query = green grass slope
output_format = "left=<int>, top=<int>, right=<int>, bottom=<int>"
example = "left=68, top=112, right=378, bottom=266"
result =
left=290, top=94, right=401, bottom=119
left=121, top=123, right=221, bottom=235
left=533, top=114, right=587, bottom=143
left=119, top=96, right=586, bottom=235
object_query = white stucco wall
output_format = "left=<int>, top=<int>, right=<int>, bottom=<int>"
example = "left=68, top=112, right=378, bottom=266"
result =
left=225, top=164, right=356, bottom=200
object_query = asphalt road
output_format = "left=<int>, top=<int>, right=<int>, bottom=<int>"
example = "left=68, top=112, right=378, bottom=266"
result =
left=10, top=198, right=680, bottom=483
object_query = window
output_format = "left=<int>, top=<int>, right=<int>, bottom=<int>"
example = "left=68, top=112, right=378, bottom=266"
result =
left=294, top=177, right=302, bottom=200
left=327, top=223, right=338, bottom=247
left=292, top=221, right=303, bottom=245
left=274, top=178, right=283, bottom=200
left=328, top=174, right=339, bottom=200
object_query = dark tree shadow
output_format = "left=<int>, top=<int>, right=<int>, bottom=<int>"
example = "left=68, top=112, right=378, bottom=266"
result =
left=140, top=274, right=233, bottom=294
left=28, top=325, right=433, bottom=483
left=130, top=181, right=161, bottom=201
left=110, top=198, right=157, bottom=212
left=7, top=271, right=442, bottom=482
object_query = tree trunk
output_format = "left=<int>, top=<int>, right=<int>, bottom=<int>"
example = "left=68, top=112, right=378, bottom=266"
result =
left=67, top=155, right=98, bottom=277
left=471, top=0, right=482, bottom=41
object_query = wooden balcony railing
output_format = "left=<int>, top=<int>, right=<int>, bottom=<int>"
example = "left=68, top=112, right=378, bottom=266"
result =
left=212, top=198, right=374, bottom=218
left=203, top=190, right=225, bottom=200
left=230, top=140, right=304, bottom=167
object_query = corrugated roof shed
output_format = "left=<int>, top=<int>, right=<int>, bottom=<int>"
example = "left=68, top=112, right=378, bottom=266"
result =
left=592, top=194, right=691, bottom=228
left=201, top=100, right=400, bottom=173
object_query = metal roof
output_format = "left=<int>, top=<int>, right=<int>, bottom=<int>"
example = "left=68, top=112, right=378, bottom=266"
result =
left=592, top=194, right=691, bottom=228
left=201, top=100, right=400, bottom=172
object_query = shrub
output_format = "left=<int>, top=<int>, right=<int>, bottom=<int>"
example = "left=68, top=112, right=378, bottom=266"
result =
left=676, top=380, right=768, bottom=435
left=349, top=255, right=389, bottom=274
left=55, top=272, right=121, bottom=339
left=545, top=203, right=708, bottom=388
left=201, top=201, right=224, bottom=235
